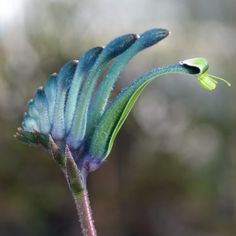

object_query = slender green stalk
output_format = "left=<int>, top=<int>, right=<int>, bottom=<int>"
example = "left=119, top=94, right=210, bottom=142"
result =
left=65, top=146, right=97, bottom=236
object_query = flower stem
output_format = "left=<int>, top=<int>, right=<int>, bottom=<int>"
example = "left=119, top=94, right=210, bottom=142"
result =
left=65, top=146, right=97, bottom=236
left=72, top=184, right=97, bottom=236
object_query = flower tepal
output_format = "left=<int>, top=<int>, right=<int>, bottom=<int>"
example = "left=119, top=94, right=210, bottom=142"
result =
left=15, top=29, right=230, bottom=175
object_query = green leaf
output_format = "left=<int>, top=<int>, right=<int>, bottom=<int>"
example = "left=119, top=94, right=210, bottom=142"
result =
left=15, top=128, right=49, bottom=149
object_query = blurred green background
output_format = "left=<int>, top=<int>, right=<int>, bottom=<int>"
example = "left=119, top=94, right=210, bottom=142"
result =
left=0, top=0, right=235, bottom=235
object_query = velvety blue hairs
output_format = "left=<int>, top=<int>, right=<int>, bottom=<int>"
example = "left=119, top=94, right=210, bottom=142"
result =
left=17, top=28, right=202, bottom=172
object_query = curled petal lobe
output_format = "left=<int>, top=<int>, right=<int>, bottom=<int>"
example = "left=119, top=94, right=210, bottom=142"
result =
left=181, top=58, right=231, bottom=90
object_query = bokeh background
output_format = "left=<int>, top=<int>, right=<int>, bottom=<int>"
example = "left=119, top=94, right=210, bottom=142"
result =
left=0, top=0, right=236, bottom=235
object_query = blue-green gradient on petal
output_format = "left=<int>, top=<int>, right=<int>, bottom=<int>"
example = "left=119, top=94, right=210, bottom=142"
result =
left=67, top=33, right=138, bottom=149
left=16, top=29, right=230, bottom=173
left=87, top=28, right=169, bottom=136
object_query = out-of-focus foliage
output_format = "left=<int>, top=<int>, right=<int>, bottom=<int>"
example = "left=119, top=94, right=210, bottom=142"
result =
left=0, top=0, right=235, bottom=235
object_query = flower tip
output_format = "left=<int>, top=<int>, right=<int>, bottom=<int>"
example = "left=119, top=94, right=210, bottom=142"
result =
left=17, top=127, right=22, bottom=132
left=159, top=28, right=170, bottom=38
left=197, top=73, right=231, bottom=91
left=181, top=57, right=209, bottom=75
left=72, top=59, right=79, bottom=64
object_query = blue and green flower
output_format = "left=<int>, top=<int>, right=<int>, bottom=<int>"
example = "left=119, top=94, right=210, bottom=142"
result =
left=15, top=28, right=230, bottom=178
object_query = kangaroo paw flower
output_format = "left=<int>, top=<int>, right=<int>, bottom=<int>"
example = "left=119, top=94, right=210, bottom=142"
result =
left=15, top=28, right=230, bottom=236
left=15, top=30, right=230, bottom=174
